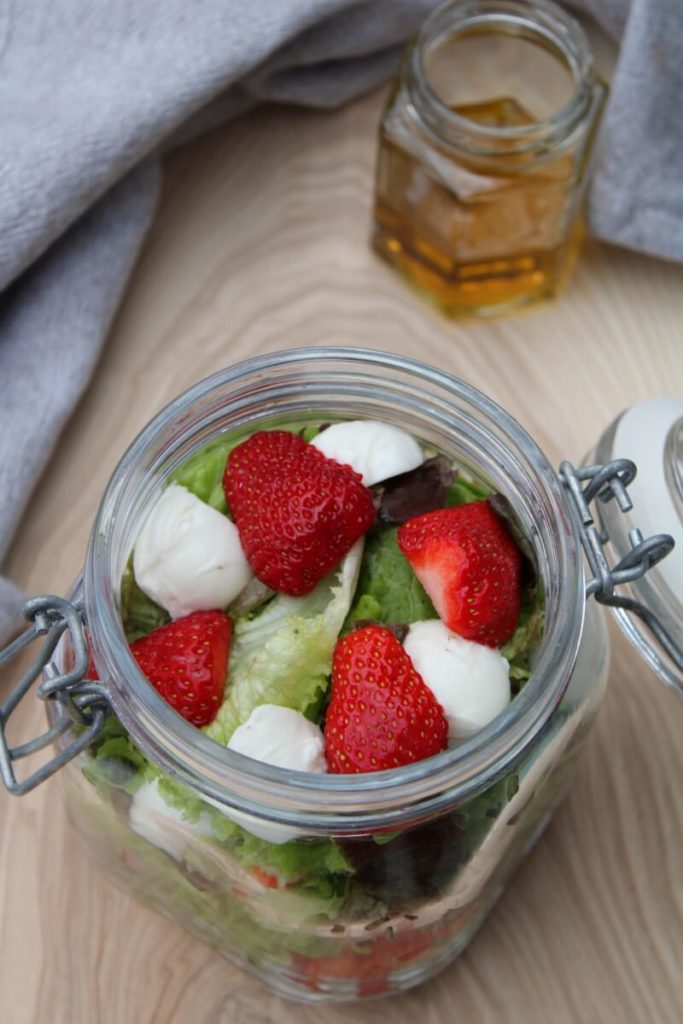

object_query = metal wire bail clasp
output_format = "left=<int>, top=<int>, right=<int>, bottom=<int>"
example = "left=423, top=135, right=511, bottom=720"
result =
left=0, top=596, right=109, bottom=795
left=559, top=459, right=683, bottom=678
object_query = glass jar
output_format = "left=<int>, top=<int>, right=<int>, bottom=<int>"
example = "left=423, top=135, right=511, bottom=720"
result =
left=1, top=349, right=676, bottom=1004
left=372, top=0, right=607, bottom=316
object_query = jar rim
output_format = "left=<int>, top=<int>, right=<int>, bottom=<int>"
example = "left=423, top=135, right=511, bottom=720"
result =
left=406, top=0, right=598, bottom=157
left=85, top=347, right=585, bottom=831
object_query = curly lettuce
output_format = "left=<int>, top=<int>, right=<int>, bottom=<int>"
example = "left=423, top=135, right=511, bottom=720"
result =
left=154, top=773, right=353, bottom=888
left=205, top=540, right=364, bottom=746
left=68, top=778, right=347, bottom=960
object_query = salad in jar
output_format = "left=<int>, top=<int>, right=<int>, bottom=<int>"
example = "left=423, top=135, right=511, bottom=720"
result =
left=73, top=414, right=548, bottom=999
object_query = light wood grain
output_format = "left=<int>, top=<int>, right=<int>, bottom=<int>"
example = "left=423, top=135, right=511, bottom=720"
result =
left=2, top=89, right=683, bottom=1024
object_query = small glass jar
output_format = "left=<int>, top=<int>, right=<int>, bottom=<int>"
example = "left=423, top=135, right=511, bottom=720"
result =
left=372, top=0, right=606, bottom=316
left=1, top=350, right=677, bottom=1004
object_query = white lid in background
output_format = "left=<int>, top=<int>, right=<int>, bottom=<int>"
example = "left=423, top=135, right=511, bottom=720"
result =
left=597, top=396, right=683, bottom=698
left=613, top=397, right=683, bottom=603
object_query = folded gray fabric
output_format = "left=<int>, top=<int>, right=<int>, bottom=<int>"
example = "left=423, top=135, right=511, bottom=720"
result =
left=0, top=0, right=681, bottom=644
left=0, top=162, right=160, bottom=639
left=572, top=0, right=683, bottom=257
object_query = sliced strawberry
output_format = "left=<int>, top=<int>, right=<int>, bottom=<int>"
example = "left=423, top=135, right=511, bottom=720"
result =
left=224, top=430, right=375, bottom=596
left=129, top=610, right=230, bottom=727
left=248, top=866, right=281, bottom=889
left=325, top=624, right=448, bottom=773
left=291, top=920, right=450, bottom=996
left=397, top=501, right=521, bottom=647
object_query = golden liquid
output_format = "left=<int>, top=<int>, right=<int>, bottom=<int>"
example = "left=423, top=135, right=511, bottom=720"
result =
left=372, top=98, right=582, bottom=317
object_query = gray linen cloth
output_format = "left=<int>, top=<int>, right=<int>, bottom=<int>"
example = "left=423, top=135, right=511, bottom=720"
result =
left=1, top=0, right=682, bottom=643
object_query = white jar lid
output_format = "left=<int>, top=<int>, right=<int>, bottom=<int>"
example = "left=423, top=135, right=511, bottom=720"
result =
left=594, top=397, right=683, bottom=698
left=614, top=398, right=683, bottom=603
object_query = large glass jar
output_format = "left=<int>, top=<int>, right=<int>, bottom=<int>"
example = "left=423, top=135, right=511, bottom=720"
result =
left=372, top=0, right=607, bottom=316
left=5, top=348, right=665, bottom=1003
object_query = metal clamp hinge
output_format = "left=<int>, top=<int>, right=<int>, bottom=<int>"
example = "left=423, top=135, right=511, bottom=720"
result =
left=0, top=596, right=109, bottom=795
left=559, top=459, right=683, bottom=674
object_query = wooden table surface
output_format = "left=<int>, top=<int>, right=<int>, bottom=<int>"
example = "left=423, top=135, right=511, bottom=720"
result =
left=2, top=89, right=682, bottom=1024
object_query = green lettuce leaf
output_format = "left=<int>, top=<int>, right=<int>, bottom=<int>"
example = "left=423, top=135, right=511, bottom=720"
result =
left=501, top=587, right=545, bottom=686
left=90, top=715, right=147, bottom=766
left=457, top=773, right=520, bottom=854
left=155, top=773, right=353, bottom=890
left=85, top=732, right=353, bottom=894
left=344, top=527, right=435, bottom=630
left=70, top=779, right=346, bottom=961
left=299, top=424, right=324, bottom=443
left=345, top=593, right=382, bottom=627
left=205, top=540, right=364, bottom=745
left=235, top=829, right=352, bottom=884
left=445, top=475, right=491, bottom=506
left=82, top=713, right=150, bottom=802
left=168, top=438, right=234, bottom=513
left=120, top=559, right=169, bottom=643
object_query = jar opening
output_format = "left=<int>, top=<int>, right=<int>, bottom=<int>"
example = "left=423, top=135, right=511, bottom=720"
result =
left=84, top=348, right=585, bottom=832
left=409, top=0, right=597, bottom=156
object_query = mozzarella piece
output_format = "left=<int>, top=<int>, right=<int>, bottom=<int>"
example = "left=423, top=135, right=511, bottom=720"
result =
left=228, top=704, right=327, bottom=774
left=403, top=619, right=510, bottom=739
left=208, top=705, right=327, bottom=845
left=129, top=779, right=215, bottom=860
left=133, top=483, right=253, bottom=619
left=310, top=420, right=424, bottom=485
left=129, top=706, right=327, bottom=852
left=201, top=795, right=303, bottom=846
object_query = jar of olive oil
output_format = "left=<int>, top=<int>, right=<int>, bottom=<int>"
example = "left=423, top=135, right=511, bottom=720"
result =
left=372, top=0, right=606, bottom=317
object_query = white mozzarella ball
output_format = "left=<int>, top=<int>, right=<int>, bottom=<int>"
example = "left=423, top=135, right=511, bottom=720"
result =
left=133, top=483, right=253, bottom=619
left=403, top=619, right=511, bottom=739
left=310, top=420, right=424, bottom=485
left=202, top=798, right=303, bottom=847
left=215, top=705, right=327, bottom=844
left=129, top=779, right=215, bottom=860
left=228, top=705, right=327, bottom=774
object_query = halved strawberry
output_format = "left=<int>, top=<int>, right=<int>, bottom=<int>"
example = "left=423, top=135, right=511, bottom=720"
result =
left=325, top=624, right=448, bottom=773
left=224, top=430, right=375, bottom=596
left=130, top=610, right=231, bottom=727
left=397, top=501, right=521, bottom=647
